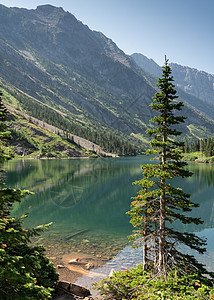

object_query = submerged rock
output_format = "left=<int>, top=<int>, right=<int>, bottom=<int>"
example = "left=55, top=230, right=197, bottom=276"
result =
left=57, top=265, right=65, bottom=269
left=68, top=258, right=79, bottom=264
left=85, top=263, right=94, bottom=270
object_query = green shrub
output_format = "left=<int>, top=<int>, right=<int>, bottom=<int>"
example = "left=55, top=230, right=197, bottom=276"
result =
left=0, top=213, right=59, bottom=299
left=94, top=264, right=214, bottom=300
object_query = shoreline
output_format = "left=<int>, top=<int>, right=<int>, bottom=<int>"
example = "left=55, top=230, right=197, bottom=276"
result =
left=47, top=250, right=106, bottom=284
left=12, top=154, right=119, bottom=160
left=46, top=252, right=108, bottom=283
left=182, top=153, right=214, bottom=164
left=12, top=153, right=213, bottom=164
left=31, top=232, right=129, bottom=285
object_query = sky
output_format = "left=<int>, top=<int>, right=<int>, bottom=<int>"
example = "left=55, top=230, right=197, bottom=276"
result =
left=0, top=0, right=214, bottom=74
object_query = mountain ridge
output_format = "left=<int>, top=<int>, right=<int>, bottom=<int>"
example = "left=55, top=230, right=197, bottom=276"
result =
left=0, top=4, right=213, bottom=157
left=131, top=53, right=214, bottom=105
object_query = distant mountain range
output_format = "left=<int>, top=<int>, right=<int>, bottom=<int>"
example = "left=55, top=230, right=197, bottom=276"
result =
left=0, top=4, right=213, bottom=156
left=132, top=53, right=214, bottom=105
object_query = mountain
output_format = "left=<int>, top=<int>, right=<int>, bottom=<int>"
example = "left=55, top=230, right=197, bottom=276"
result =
left=131, top=53, right=214, bottom=106
left=0, top=5, right=154, bottom=135
left=0, top=4, right=214, bottom=157
left=170, top=63, right=214, bottom=105
left=131, top=53, right=162, bottom=79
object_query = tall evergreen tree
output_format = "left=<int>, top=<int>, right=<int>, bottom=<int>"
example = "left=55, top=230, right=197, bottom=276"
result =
left=128, top=57, right=206, bottom=274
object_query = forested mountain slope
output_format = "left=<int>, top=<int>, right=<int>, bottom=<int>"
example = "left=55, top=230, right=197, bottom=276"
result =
left=0, top=4, right=213, bottom=156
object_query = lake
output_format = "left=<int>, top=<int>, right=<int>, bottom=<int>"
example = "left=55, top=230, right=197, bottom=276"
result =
left=4, top=157, right=214, bottom=288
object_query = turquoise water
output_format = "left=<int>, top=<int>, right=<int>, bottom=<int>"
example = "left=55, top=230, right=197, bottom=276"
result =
left=4, top=157, right=214, bottom=270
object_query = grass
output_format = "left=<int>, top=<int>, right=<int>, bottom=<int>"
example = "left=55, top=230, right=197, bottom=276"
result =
left=182, top=152, right=214, bottom=163
left=7, top=111, right=93, bottom=159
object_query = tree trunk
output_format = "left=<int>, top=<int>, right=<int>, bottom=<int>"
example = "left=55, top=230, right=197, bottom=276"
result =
left=159, top=119, right=166, bottom=272
left=143, top=213, right=148, bottom=270
left=159, top=192, right=165, bottom=272
left=143, top=241, right=148, bottom=271
left=154, top=221, right=158, bottom=267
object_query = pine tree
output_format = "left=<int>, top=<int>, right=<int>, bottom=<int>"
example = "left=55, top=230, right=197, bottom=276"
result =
left=128, top=57, right=206, bottom=274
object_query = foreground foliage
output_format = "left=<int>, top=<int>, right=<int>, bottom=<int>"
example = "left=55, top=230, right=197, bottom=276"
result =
left=0, top=91, right=58, bottom=299
left=94, top=264, right=214, bottom=300
left=0, top=215, right=58, bottom=299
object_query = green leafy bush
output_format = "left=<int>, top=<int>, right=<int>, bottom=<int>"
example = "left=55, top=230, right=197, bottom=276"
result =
left=94, top=264, right=214, bottom=300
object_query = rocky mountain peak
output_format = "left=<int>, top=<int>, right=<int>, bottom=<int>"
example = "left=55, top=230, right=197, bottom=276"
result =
left=34, top=5, right=68, bottom=26
left=36, top=4, right=64, bottom=13
left=131, top=53, right=162, bottom=78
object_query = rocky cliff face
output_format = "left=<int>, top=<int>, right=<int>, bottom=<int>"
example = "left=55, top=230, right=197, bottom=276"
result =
left=171, top=63, right=214, bottom=105
left=131, top=53, right=214, bottom=106
left=0, top=4, right=214, bottom=141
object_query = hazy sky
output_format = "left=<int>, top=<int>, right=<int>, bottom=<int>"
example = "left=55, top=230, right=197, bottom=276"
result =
left=1, top=0, right=213, bottom=74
